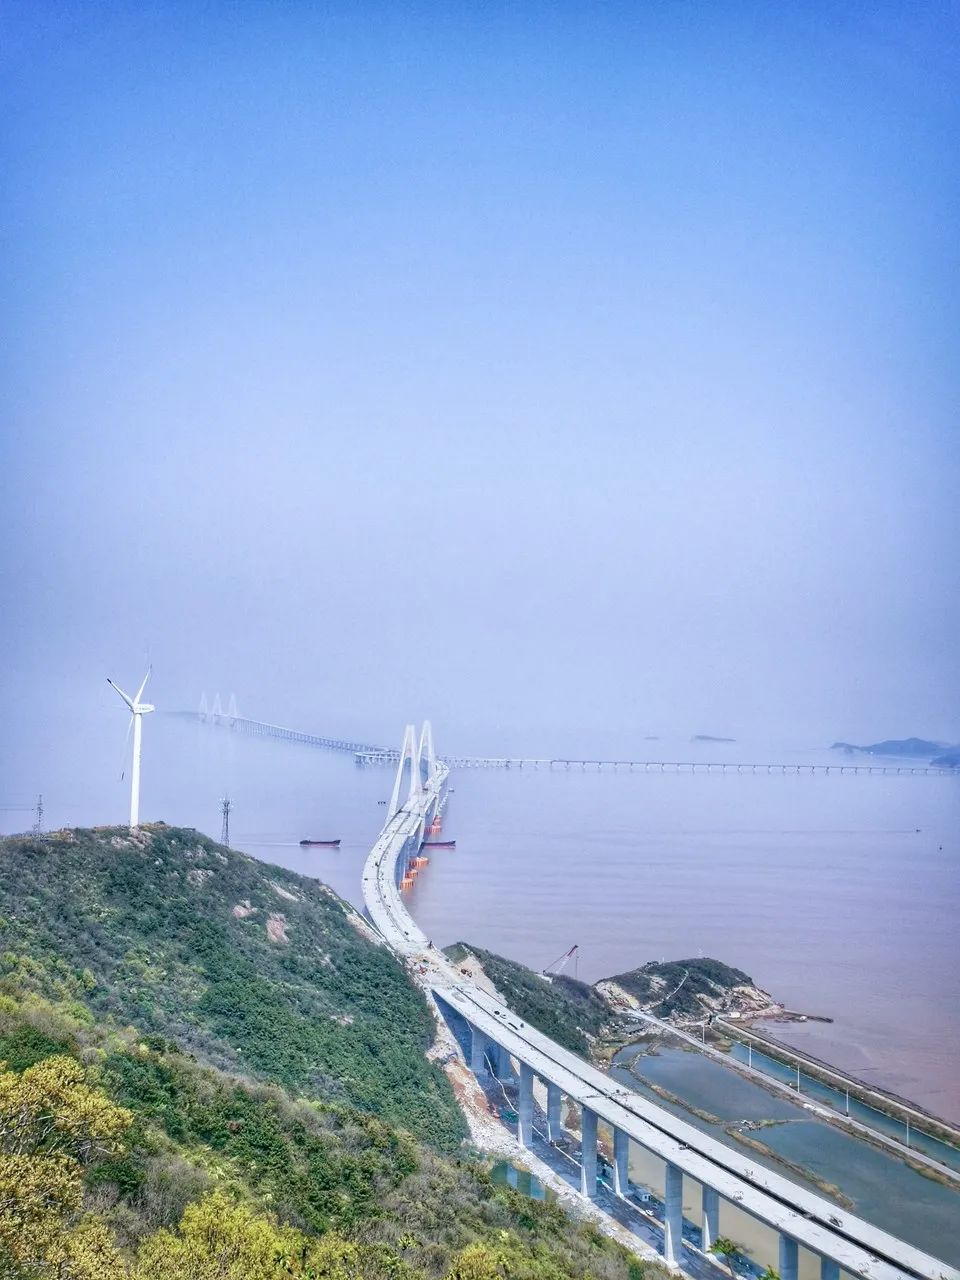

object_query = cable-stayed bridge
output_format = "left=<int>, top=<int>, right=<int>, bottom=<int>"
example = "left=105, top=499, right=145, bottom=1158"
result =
left=171, top=699, right=387, bottom=756
left=362, top=725, right=959, bottom=1280
left=178, top=702, right=956, bottom=777
left=177, top=701, right=958, bottom=1272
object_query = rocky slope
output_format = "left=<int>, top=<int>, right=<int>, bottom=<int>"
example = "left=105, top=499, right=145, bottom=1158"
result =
left=447, top=946, right=779, bottom=1060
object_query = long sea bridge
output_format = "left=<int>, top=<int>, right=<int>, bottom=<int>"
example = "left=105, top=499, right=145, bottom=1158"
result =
left=179, top=704, right=955, bottom=777
left=361, top=724, right=958, bottom=1280
left=181, top=700, right=958, bottom=1275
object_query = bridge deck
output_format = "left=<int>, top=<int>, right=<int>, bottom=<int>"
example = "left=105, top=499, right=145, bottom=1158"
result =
left=180, top=713, right=956, bottom=776
left=362, top=778, right=958, bottom=1280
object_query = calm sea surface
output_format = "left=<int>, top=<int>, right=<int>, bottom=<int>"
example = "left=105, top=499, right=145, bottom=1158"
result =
left=412, top=767, right=960, bottom=1123
left=20, top=718, right=960, bottom=1123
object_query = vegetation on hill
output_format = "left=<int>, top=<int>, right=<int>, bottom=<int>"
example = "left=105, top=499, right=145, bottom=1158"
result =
left=605, top=958, right=753, bottom=1020
left=0, top=988, right=657, bottom=1279
left=447, top=946, right=763, bottom=1049
left=0, top=826, right=663, bottom=1280
left=447, top=945, right=610, bottom=1057
left=0, top=824, right=462, bottom=1151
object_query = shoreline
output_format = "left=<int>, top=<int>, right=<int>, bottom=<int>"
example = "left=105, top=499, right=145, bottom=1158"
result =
left=720, top=1016, right=960, bottom=1147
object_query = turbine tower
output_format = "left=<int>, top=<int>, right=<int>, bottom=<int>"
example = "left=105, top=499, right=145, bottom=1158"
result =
left=107, top=669, right=155, bottom=829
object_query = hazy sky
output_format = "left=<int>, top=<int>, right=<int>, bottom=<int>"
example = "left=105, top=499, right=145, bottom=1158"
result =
left=2, top=1, right=958, bottom=803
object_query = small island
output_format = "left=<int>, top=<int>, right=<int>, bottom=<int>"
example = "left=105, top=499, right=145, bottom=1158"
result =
left=598, top=956, right=781, bottom=1022
left=831, top=737, right=959, bottom=768
left=445, top=947, right=790, bottom=1059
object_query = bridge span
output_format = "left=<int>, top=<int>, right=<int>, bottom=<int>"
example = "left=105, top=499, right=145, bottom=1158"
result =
left=355, top=750, right=952, bottom=776
left=362, top=725, right=957, bottom=1280
left=180, top=707, right=956, bottom=777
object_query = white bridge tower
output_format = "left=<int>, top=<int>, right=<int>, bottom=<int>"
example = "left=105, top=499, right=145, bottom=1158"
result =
left=388, top=721, right=440, bottom=820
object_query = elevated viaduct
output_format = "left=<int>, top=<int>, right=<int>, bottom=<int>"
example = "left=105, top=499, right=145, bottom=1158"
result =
left=362, top=725, right=958, bottom=1280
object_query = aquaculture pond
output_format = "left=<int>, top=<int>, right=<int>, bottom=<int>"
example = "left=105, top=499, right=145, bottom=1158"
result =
left=726, top=1039, right=960, bottom=1174
left=609, top=1043, right=960, bottom=1268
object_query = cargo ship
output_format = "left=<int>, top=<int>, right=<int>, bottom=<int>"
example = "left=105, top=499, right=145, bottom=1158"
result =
left=299, top=838, right=341, bottom=848
left=421, top=839, right=456, bottom=850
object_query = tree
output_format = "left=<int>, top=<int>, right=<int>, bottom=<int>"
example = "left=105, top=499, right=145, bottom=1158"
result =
left=0, top=1054, right=132, bottom=1162
left=445, top=1242, right=505, bottom=1280
left=135, top=1191, right=328, bottom=1280
left=0, top=1055, right=130, bottom=1278
left=759, top=1268, right=780, bottom=1280
left=296, top=1234, right=362, bottom=1279
left=709, top=1236, right=741, bottom=1276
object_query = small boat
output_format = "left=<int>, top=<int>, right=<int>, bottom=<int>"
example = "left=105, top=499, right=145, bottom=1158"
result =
left=421, top=839, right=456, bottom=849
left=299, top=838, right=341, bottom=848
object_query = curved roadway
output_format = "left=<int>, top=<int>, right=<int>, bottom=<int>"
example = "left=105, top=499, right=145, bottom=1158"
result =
left=362, top=775, right=957, bottom=1280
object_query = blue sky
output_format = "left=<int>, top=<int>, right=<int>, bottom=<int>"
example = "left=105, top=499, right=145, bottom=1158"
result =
left=1, top=2, right=958, bottom=790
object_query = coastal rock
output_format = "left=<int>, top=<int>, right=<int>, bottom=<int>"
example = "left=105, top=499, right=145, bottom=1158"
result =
left=266, top=912, right=289, bottom=943
left=600, top=957, right=779, bottom=1024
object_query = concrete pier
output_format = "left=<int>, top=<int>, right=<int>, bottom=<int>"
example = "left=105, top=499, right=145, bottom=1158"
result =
left=518, top=1062, right=534, bottom=1147
left=664, top=1162, right=684, bottom=1267
left=701, top=1185, right=719, bottom=1254
left=494, top=1043, right=515, bottom=1081
left=613, top=1127, right=630, bottom=1197
left=580, top=1105, right=598, bottom=1198
left=547, top=1081, right=562, bottom=1142
left=469, top=1025, right=489, bottom=1076
left=820, top=1260, right=840, bottom=1280
left=779, top=1234, right=799, bottom=1280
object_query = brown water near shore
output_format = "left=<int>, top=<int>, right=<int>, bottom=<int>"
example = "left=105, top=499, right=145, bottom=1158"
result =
left=406, top=755, right=960, bottom=1123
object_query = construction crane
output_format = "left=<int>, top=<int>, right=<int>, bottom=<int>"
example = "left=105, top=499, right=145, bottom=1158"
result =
left=542, top=943, right=579, bottom=980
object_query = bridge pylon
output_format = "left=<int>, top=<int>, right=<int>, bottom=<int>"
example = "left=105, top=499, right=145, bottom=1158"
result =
left=418, top=720, right=436, bottom=786
left=389, top=724, right=421, bottom=816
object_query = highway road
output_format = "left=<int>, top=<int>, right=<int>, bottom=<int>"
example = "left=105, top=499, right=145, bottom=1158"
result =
left=362, top=772, right=958, bottom=1280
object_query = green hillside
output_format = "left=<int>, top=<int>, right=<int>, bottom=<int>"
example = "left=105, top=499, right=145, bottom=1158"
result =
left=0, top=824, right=461, bottom=1151
left=0, top=980, right=654, bottom=1279
left=0, top=825, right=659, bottom=1280
left=447, top=945, right=611, bottom=1057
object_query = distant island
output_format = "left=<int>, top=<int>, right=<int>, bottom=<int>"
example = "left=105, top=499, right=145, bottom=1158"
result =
left=831, top=737, right=959, bottom=767
left=693, top=734, right=736, bottom=743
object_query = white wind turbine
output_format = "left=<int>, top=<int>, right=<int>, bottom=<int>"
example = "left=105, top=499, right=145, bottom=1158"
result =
left=107, top=669, right=155, bottom=829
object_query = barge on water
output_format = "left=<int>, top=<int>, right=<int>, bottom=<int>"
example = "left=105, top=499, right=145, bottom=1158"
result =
left=299, top=838, right=341, bottom=848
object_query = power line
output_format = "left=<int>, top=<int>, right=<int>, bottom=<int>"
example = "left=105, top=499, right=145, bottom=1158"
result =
left=220, top=796, right=232, bottom=846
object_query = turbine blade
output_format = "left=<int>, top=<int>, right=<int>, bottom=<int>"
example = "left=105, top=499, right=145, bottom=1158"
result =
left=107, top=678, right=135, bottom=711
left=134, top=666, right=152, bottom=705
